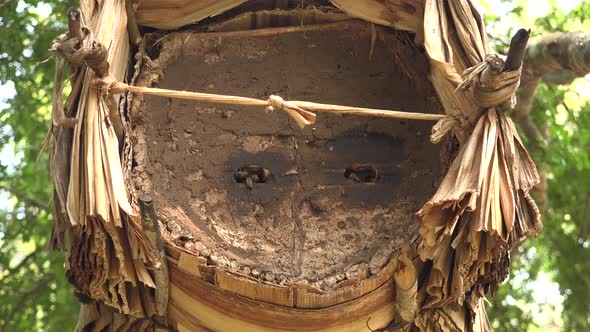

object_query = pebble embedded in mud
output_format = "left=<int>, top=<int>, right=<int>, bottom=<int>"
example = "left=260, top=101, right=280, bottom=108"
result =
left=221, top=110, right=234, bottom=119
left=251, top=268, right=261, bottom=278
left=264, top=271, right=275, bottom=282
left=369, top=246, right=393, bottom=275
left=323, top=275, right=338, bottom=288
left=166, top=220, right=182, bottom=234
left=183, top=241, right=195, bottom=251
left=218, top=256, right=230, bottom=268
left=167, top=220, right=186, bottom=241
left=179, top=229, right=194, bottom=241
left=230, top=260, right=240, bottom=271
left=276, top=274, right=287, bottom=285
left=312, top=281, right=324, bottom=291
left=193, top=241, right=210, bottom=256
left=345, top=262, right=369, bottom=280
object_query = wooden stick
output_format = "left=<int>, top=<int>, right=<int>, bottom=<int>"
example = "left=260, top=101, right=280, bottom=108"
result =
left=67, top=8, right=84, bottom=40
left=292, top=100, right=445, bottom=121
left=51, top=58, right=78, bottom=128
left=504, top=28, right=530, bottom=72
left=112, top=82, right=445, bottom=122
left=138, top=194, right=169, bottom=326
left=393, top=246, right=417, bottom=323
left=120, top=84, right=267, bottom=107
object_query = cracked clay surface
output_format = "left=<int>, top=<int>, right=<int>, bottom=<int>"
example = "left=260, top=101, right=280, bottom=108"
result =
left=131, top=23, right=445, bottom=287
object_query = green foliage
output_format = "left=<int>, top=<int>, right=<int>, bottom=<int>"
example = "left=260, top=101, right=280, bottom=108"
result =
left=532, top=81, right=590, bottom=331
left=487, top=250, right=538, bottom=331
left=0, top=1, right=78, bottom=331
left=484, top=1, right=590, bottom=331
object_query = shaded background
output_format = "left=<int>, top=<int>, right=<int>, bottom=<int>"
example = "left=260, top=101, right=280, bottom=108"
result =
left=0, top=0, right=588, bottom=330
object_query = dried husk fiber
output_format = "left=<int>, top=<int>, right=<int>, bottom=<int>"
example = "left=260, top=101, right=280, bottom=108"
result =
left=49, top=0, right=159, bottom=320
left=411, top=0, right=542, bottom=330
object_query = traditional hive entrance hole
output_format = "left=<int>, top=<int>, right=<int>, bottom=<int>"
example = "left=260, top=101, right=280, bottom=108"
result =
left=132, top=20, right=445, bottom=291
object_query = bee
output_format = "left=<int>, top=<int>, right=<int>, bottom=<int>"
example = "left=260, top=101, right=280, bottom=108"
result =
left=245, top=177, right=254, bottom=190
left=233, top=165, right=271, bottom=190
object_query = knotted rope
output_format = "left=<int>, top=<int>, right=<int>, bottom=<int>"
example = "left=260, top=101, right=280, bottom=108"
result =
left=430, top=54, right=524, bottom=143
left=265, top=95, right=317, bottom=128
left=50, top=11, right=109, bottom=77
left=457, top=54, right=522, bottom=109
left=47, top=9, right=110, bottom=130
left=430, top=113, right=471, bottom=144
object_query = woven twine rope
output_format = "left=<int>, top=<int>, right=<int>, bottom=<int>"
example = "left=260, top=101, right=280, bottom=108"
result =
left=429, top=54, right=524, bottom=143
left=457, top=54, right=522, bottom=109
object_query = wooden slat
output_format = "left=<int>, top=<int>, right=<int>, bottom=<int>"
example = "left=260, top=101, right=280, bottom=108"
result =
left=133, top=0, right=425, bottom=33
left=330, top=0, right=424, bottom=32
left=178, top=252, right=207, bottom=277
left=216, top=269, right=295, bottom=307
left=134, top=0, right=247, bottom=29
left=206, top=8, right=350, bottom=33
left=295, top=255, right=397, bottom=309
left=168, top=300, right=210, bottom=332
left=167, top=249, right=405, bottom=311
left=198, top=264, right=217, bottom=284
left=168, top=262, right=398, bottom=331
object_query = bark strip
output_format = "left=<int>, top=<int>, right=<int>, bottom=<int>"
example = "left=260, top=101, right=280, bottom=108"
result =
left=138, top=194, right=169, bottom=326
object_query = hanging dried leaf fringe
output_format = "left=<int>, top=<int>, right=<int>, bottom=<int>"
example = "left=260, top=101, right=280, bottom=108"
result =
left=417, top=109, right=541, bottom=309
left=414, top=2, right=540, bottom=330
left=48, top=5, right=160, bottom=319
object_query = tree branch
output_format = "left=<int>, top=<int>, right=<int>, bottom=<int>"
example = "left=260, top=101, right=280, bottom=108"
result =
left=504, top=29, right=530, bottom=72
left=512, top=78, right=545, bottom=150
left=0, top=185, right=50, bottom=211
left=0, top=248, right=41, bottom=283
left=514, top=31, right=590, bottom=148
left=542, top=70, right=579, bottom=85
left=522, top=31, right=590, bottom=82
left=0, top=0, right=17, bottom=10
left=512, top=31, right=590, bottom=210
left=67, top=8, right=84, bottom=41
